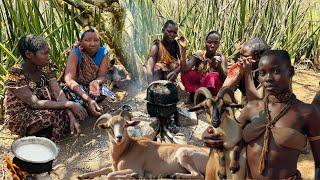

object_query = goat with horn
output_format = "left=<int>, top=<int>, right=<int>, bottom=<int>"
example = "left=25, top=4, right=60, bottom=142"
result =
left=189, top=87, right=246, bottom=180
left=78, top=108, right=209, bottom=179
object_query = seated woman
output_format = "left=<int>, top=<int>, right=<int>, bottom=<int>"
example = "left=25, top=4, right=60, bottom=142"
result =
left=146, top=20, right=182, bottom=84
left=204, top=50, right=320, bottom=179
left=180, top=31, right=228, bottom=100
left=4, top=35, right=87, bottom=141
left=63, top=26, right=112, bottom=116
left=223, top=38, right=270, bottom=102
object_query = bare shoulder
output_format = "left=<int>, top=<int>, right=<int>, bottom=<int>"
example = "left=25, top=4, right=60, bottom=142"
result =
left=294, top=100, right=320, bottom=129
left=148, top=44, right=159, bottom=59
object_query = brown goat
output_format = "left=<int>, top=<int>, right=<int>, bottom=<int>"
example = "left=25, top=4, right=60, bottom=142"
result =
left=189, top=87, right=246, bottom=180
left=78, top=110, right=208, bottom=179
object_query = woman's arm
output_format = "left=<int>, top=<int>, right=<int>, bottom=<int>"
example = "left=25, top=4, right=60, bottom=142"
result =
left=243, top=59, right=262, bottom=101
left=220, top=55, right=228, bottom=75
left=49, top=78, right=83, bottom=135
left=88, top=56, right=110, bottom=96
left=49, top=78, right=87, bottom=121
left=146, top=45, right=158, bottom=84
left=95, top=56, right=109, bottom=84
left=64, top=51, right=94, bottom=103
left=244, top=70, right=261, bottom=101
left=305, top=105, right=320, bottom=179
left=12, top=86, right=75, bottom=110
left=217, top=54, right=228, bottom=81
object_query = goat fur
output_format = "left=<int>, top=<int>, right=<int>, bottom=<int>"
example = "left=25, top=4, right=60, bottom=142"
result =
left=78, top=110, right=209, bottom=179
left=189, top=87, right=246, bottom=180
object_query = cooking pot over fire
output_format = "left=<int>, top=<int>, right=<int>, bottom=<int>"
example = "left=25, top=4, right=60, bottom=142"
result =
left=146, top=80, right=179, bottom=117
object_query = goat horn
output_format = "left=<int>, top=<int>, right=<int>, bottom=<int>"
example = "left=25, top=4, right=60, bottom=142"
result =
left=94, top=113, right=112, bottom=130
left=217, top=87, right=237, bottom=104
left=120, top=110, right=133, bottom=121
left=188, top=99, right=208, bottom=112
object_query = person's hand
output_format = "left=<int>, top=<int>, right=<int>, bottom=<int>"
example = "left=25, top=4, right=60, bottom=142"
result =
left=68, top=113, right=81, bottom=136
left=176, top=36, right=187, bottom=50
left=167, top=71, right=178, bottom=82
left=70, top=102, right=88, bottom=121
left=203, top=126, right=224, bottom=149
left=88, top=99, right=102, bottom=116
left=238, top=57, right=255, bottom=73
left=89, top=80, right=100, bottom=97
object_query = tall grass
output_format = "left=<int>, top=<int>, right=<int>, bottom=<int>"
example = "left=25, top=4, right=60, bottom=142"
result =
left=0, top=0, right=83, bottom=76
left=125, top=0, right=320, bottom=63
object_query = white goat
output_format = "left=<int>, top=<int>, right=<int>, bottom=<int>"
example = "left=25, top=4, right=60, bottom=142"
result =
left=189, top=87, right=246, bottom=180
left=78, top=110, right=208, bottom=179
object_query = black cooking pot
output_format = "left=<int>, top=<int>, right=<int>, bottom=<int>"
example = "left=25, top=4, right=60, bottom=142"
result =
left=13, top=156, right=53, bottom=174
left=146, top=80, right=179, bottom=117
left=11, top=136, right=59, bottom=174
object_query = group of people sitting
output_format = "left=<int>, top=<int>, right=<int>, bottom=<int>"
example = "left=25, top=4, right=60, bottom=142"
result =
left=4, top=27, right=113, bottom=140
left=146, top=20, right=320, bottom=179
left=3, top=19, right=320, bottom=179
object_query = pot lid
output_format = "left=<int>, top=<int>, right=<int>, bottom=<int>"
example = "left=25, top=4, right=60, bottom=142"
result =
left=11, top=136, right=59, bottom=163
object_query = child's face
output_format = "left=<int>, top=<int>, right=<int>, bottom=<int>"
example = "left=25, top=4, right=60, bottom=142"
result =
left=258, top=55, right=292, bottom=95
left=28, top=46, right=50, bottom=67
left=80, top=31, right=100, bottom=55
left=240, top=46, right=258, bottom=69
left=205, top=34, right=220, bottom=55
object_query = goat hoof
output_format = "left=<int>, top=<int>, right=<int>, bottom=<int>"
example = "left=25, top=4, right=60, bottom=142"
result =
left=169, top=173, right=177, bottom=179
left=130, top=173, right=139, bottom=178
left=218, top=172, right=227, bottom=180
left=230, top=165, right=240, bottom=174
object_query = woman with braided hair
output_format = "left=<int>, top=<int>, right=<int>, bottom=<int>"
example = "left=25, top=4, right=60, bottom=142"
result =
left=204, top=50, right=320, bottom=179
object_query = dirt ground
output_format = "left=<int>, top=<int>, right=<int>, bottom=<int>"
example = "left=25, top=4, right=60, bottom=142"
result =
left=0, top=69, right=319, bottom=180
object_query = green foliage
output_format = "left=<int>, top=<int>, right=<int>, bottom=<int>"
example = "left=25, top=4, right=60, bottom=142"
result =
left=125, top=0, right=320, bottom=63
left=0, top=0, right=82, bottom=76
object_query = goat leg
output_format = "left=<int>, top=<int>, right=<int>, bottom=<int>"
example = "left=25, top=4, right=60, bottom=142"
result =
left=78, top=167, right=112, bottom=179
left=172, top=148, right=204, bottom=179
left=229, top=148, right=240, bottom=174
left=217, top=149, right=227, bottom=180
left=229, top=140, right=245, bottom=174
left=107, top=169, right=140, bottom=180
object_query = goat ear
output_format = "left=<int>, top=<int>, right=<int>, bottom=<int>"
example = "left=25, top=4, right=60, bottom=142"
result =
left=94, top=113, right=112, bottom=130
left=188, top=99, right=208, bottom=112
left=125, top=120, right=140, bottom=127
left=98, top=124, right=108, bottom=129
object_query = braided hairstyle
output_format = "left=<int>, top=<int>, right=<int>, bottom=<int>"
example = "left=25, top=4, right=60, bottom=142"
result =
left=18, top=34, right=48, bottom=58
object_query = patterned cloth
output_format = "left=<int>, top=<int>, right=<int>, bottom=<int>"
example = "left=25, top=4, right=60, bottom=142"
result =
left=181, top=70, right=222, bottom=96
left=63, top=47, right=115, bottom=104
left=149, top=40, right=180, bottom=81
left=181, top=50, right=223, bottom=96
left=4, top=64, right=69, bottom=141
